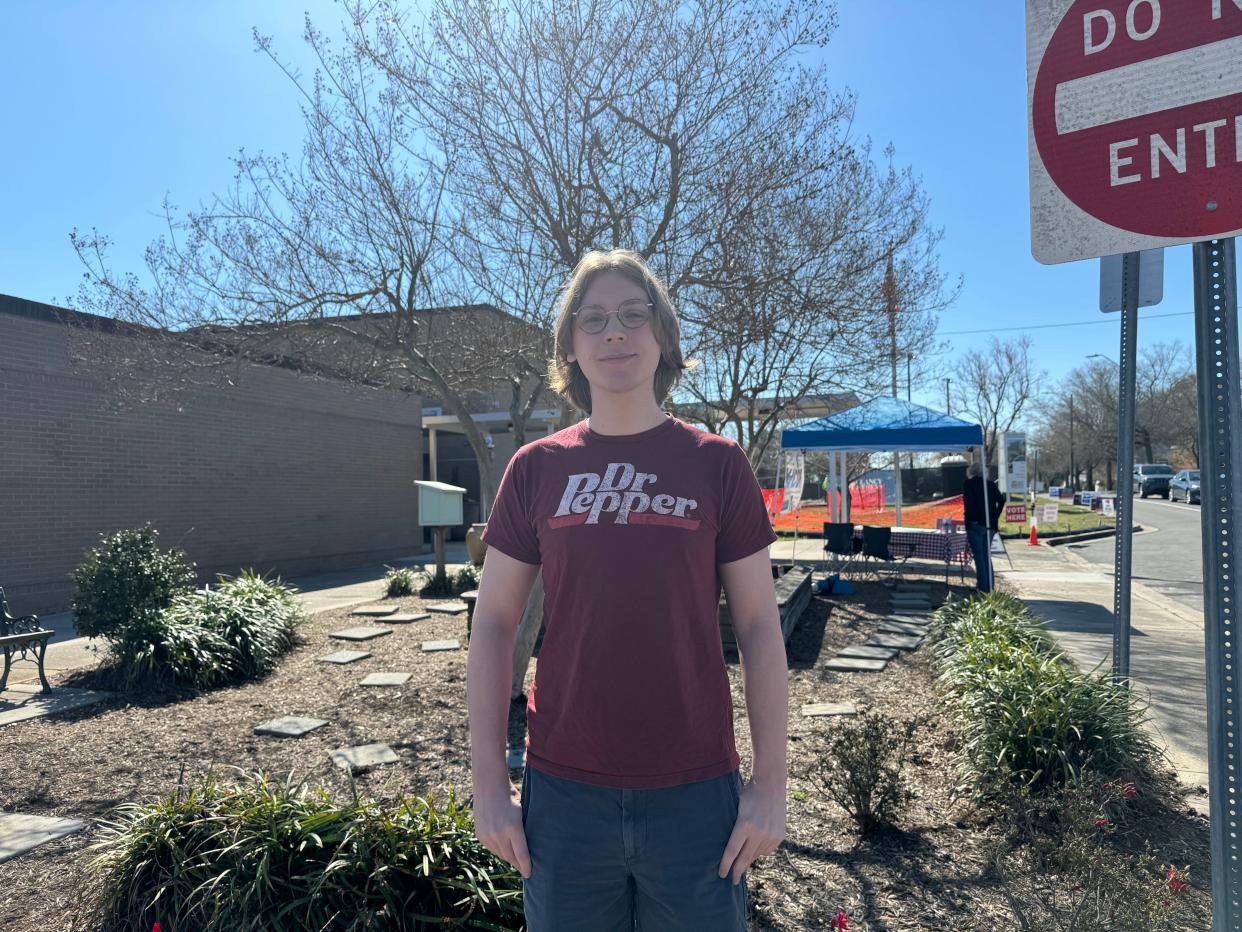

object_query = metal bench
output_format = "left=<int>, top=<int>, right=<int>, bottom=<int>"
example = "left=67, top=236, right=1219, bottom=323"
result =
left=0, top=587, right=53, bottom=693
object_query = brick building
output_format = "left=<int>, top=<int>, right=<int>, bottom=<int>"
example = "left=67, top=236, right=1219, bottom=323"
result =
left=0, top=295, right=428, bottom=616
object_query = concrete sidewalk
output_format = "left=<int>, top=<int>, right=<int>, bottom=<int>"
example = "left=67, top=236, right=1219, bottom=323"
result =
left=8, top=545, right=470, bottom=687
left=994, top=540, right=1211, bottom=815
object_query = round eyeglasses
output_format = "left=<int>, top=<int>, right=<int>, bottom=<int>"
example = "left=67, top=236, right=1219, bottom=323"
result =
left=572, top=301, right=653, bottom=335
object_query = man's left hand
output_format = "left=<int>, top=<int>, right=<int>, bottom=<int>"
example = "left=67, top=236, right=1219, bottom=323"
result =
left=718, top=776, right=786, bottom=885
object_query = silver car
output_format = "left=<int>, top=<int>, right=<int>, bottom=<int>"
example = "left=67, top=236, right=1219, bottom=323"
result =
left=1169, top=469, right=1201, bottom=504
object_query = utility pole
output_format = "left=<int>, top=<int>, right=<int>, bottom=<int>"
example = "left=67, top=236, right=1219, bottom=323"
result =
left=944, top=378, right=951, bottom=414
left=1069, top=394, right=1076, bottom=492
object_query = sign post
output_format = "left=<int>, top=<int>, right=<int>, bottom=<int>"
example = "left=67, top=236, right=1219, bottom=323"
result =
left=1195, top=238, right=1241, bottom=932
left=1112, top=252, right=1139, bottom=685
left=1027, top=4, right=1242, bottom=926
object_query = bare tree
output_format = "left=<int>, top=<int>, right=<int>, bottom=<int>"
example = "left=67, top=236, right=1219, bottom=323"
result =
left=953, top=336, right=1042, bottom=465
left=352, top=0, right=952, bottom=466
left=68, top=18, right=550, bottom=513
left=1135, top=342, right=1195, bottom=464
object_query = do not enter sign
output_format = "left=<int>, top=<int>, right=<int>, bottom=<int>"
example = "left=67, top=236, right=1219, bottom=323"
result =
left=1027, top=0, right=1242, bottom=263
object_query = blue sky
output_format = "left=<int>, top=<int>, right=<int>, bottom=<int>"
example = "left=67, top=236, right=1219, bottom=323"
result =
left=0, top=1, right=1202, bottom=424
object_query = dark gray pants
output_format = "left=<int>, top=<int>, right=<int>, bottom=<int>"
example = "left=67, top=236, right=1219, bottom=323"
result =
left=520, top=765, right=748, bottom=931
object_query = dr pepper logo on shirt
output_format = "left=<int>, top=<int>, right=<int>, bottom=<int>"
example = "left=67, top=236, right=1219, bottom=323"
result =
left=547, top=462, right=701, bottom=530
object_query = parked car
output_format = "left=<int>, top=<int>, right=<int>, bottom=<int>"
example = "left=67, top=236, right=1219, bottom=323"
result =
left=1169, top=469, right=1201, bottom=504
left=1133, top=463, right=1175, bottom=498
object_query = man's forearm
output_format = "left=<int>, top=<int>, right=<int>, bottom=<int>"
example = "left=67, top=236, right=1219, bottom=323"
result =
left=467, top=616, right=518, bottom=795
left=735, top=618, right=789, bottom=787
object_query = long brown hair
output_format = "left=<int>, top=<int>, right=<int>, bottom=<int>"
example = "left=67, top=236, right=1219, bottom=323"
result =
left=547, top=249, right=694, bottom=413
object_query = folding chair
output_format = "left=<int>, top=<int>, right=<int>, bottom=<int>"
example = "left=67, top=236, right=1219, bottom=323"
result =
left=860, top=525, right=897, bottom=581
left=822, top=522, right=858, bottom=575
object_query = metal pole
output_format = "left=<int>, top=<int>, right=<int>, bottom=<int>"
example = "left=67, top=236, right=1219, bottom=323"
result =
left=945, top=378, right=951, bottom=414
left=1069, top=394, right=1076, bottom=491
left=1193, top=237, right=1242, bottom=932
left=827, top=450, right=838, bottom=523
left=1113, top=252, right=1139, bottom=685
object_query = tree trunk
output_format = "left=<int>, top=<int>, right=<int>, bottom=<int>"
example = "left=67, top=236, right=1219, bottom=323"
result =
left=511, top=573, right=544, bottom=702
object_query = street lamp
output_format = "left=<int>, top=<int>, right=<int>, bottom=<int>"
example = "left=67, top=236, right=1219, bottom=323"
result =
left=1088, top=352, right=1118, bottom=365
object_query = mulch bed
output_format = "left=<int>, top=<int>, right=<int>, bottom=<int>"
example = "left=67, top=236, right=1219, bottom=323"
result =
left=0, top=571, right=1212, bottom=931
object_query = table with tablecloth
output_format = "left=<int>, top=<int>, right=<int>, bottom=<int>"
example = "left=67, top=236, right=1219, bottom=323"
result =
left=851, top=525, right=973, bottom=578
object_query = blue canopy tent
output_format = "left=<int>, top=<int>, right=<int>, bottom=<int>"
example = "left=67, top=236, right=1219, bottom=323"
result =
left=778, top=397, right=989, bottom=573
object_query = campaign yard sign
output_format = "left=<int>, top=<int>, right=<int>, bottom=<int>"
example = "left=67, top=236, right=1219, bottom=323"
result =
left=1038, top=503, right=1061, bottom=525
left=1027, top=0, right=1242, bottom=263
left=1102, top=496, right=1117, bottom=516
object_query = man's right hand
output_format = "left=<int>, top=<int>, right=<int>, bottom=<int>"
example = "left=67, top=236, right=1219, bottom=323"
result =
left=473, top=781, right=532, bottom=880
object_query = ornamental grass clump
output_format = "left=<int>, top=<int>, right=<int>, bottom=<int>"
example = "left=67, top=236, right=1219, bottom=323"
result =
left=82, top=770, right=525, bottom=932
left=384, top=565, right=421, bottom=597
left=454, top=564, right=482, bottom=593
left=930, top=593, right=1159, bottom=796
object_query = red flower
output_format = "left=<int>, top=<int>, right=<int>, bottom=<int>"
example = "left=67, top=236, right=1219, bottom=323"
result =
left=1122, top=782, right=1137, bottom=799
left=1094, top=818, right=1109, bottom=829
left=1167, top=868, right=1188, bottom=894
left=153, top=924, right=162, bottom=932
left=830, top=911, right=850, bottom=930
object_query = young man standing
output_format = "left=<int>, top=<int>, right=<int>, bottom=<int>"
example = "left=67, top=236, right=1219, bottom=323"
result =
left=467, top=250, right=788, bottom=930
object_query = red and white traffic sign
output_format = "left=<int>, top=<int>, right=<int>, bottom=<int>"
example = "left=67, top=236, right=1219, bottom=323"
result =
left=1027, top=0, right=1242, bottom=264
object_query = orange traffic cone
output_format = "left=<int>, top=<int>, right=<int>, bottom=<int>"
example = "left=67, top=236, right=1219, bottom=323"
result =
left=1028, top=522, right=1039, bottom=546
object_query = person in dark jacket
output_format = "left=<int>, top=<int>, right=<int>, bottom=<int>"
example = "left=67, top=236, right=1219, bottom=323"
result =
left=963, top=461, right=1005, bottom=592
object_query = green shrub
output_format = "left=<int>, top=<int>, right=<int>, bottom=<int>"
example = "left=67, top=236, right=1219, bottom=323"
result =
left=454, top=564, right=482, bottom=594
left=105, top=571, right=303, bottom=692
left=932, top=593, right=1160, bottom=796
left=83, top=770, right=525, bottom=932
left=384, top=565, right=421, bottom=597
left=804, top=711, right=923, bottom=833
left=992, top=774, right=1208, bottom=930
left=71, top=525, right=197, bottom=639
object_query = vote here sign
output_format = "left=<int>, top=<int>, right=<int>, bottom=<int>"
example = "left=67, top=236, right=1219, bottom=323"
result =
left=1027, top=0, right=1242, bottom=263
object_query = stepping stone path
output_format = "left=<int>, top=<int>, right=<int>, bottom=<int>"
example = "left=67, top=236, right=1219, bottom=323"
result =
left=254, top=716, right=328, bottom=738
left=427, top=602, right=469, bottom=615
left=0, top=685, right=112, bottom=729
left=386, top=613, right=429, bottom=624
left=351, top=605, right=398, bottom=617
left=319, top=649, right=371, bottom=664
left=893, top=607, right=933, bottom=617
left=360, top=672, right=412, bottom=687
left=0, top=814, right=86, bottom=863
left=838, top=644, right=900, bottom=661
left=330, top=743, right=399, bottom=771
left=329, top=626, right=393, bottom=641
left=801, top=701, right=859, bottom=717
left=825, top=656, right=889, bottom=672
left=878, top=621, right=930, bottom=637
left=422, top=639, right=461, bottom=652
left=895, top=583, right=930, bottom=593
left=866, top=632, right=924, bottom=651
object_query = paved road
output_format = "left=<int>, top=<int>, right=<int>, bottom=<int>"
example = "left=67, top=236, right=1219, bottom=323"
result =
left=1067, top=496, right=1206, bottom=617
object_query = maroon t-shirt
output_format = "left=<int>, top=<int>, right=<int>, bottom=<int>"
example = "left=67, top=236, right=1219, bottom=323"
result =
left=481, top=414, right=778, bottom=789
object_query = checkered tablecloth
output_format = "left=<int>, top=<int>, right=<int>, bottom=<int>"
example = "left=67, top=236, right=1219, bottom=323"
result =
left=853, top=527, right=972, bottom=566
